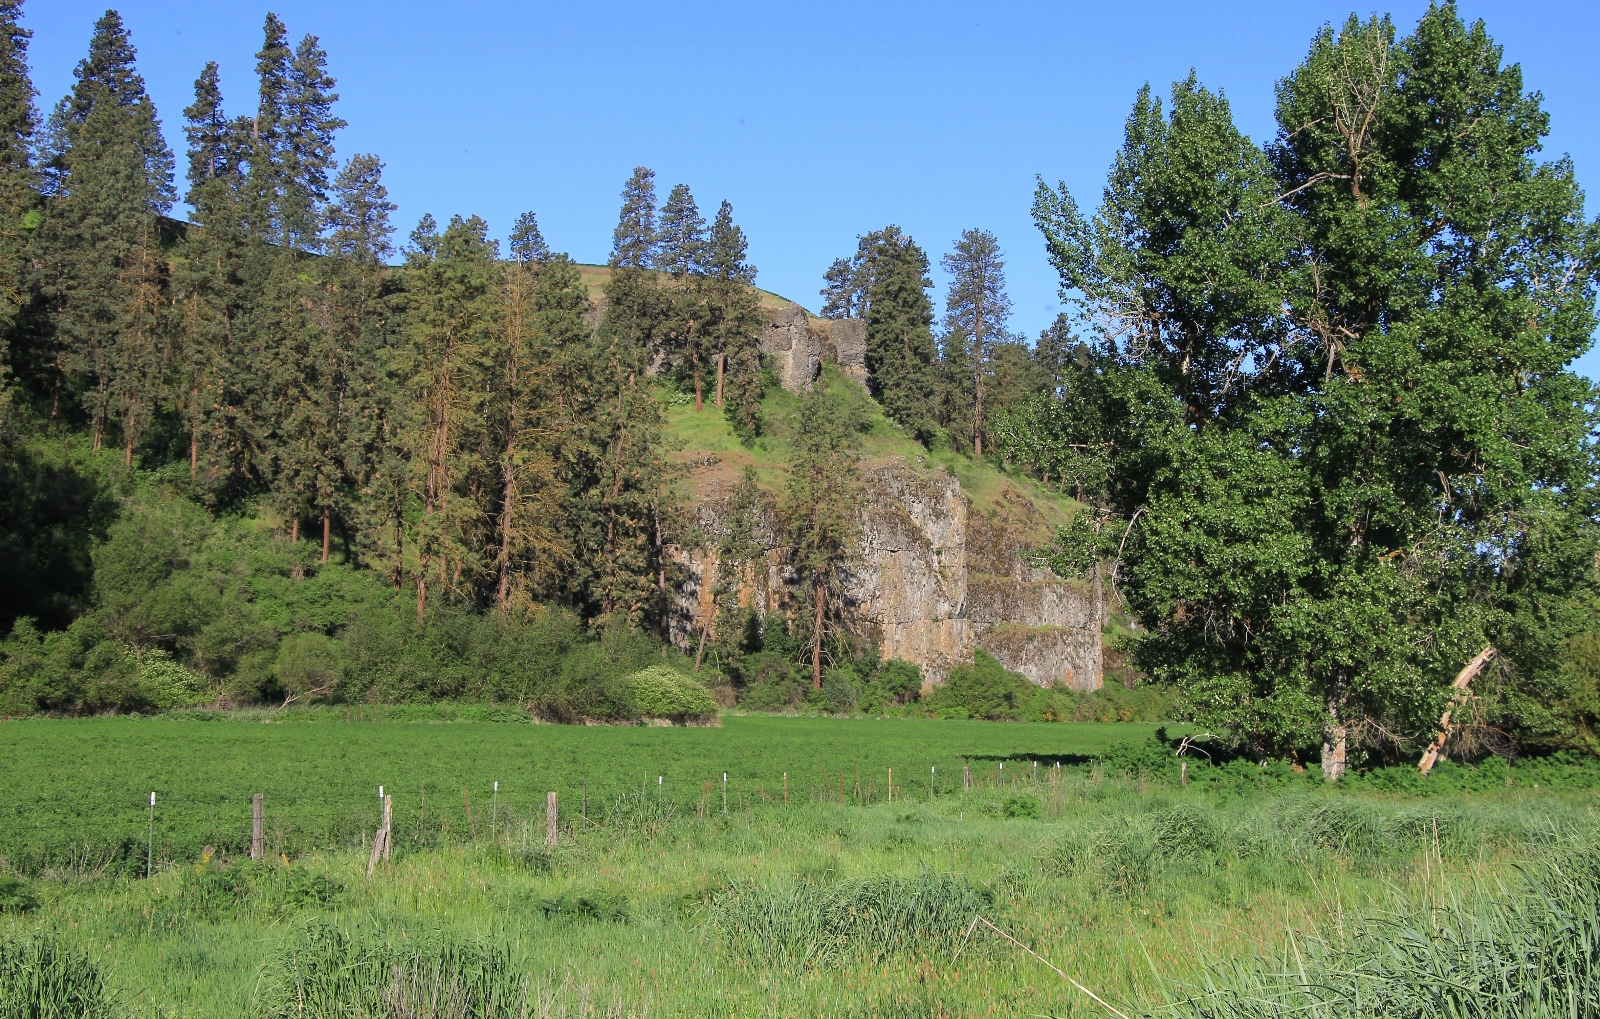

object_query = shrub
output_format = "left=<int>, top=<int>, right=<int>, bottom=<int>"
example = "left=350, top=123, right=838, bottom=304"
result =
left=624, top=665, right=716, bottom=723
left=735, top=652, right=807, bottom=711
left=821, top=668, right=859, bottom=713
left=925, top=650, right=1032, bottom=720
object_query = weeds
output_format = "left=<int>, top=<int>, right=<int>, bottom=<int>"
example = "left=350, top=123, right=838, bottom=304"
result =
left=0, top=931, right=115, bottom=1019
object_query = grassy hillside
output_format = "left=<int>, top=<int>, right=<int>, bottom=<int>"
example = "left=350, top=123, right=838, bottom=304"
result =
left=663, top=366, right=1083, bottom=543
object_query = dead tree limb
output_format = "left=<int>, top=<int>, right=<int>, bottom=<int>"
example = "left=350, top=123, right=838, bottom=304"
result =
left=1417, top=646, right=1496, bottom=775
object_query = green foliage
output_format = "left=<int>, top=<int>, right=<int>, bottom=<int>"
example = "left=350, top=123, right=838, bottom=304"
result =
left=536, top=889, right=629, bottom=924
left=926, top=650, right=1033, bottom=720
left=0, top=874, right=34, bottom=913
left=624, top=665, right=716, bottom=723
left=259, top=921, right=532, bottom=1019
left=1030, top=7, right=1600, bottom=767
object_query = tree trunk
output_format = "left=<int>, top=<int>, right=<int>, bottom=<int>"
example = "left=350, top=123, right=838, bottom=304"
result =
left=693, top=364, right=703, bottom=412
left=973, top=307, right=983, bottom=456
left=189, top=422, right=198, bottom=479
left=1321, top=672, right=1349, bottom=781
left=715, top=351, right=725, bottom=407
left=290, top=516, right=298, bottom=543
left=812, top=577, right=826, bottom=690
left=416, top=575, right=427, bottom=624
left=322, top=507, right=331, bottom=564
left=496, top=457, right=515, bottom=605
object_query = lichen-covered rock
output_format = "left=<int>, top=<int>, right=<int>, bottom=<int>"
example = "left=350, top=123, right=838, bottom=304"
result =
left=667, top=458, right=1102, bottom=689
left=761, top=304, right=820, bottom=392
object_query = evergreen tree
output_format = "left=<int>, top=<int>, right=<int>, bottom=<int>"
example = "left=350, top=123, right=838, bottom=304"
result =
left=862, top=227, right=939, bottom=443
left=279, top=32, right=343, bottom=250
left=655, top=183, right=712, bottom=409
left=394, top=214, right=499, bottom=621
left=783, top=383, right=867, bottom=688
left=508, top=210, right=548, bottom=264
left=40, top=10, right=176, bottom=460
left=608, top=166, right=657, bottom=269
left=704, top=200, right=764, bottom=438
left=940, top=229, right=1012, bottom=455
left=820, top=226, right=897, bottom=319
left=487, top=217, right=585, bottom=607
left=0, top=0, right=36, bottom=409
left=699, top=464, right=768, bottom=671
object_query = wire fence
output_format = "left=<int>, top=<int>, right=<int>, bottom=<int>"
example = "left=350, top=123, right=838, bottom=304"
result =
left=0, top=759, right=1074, bottom=876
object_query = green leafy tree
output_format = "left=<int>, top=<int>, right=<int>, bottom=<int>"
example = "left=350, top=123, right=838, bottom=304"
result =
left=1031, top=8, right=1600, bottom=775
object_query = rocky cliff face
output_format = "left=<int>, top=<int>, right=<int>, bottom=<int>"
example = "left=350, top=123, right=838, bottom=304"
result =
left=668, top=457, right=1102, bottom=691
left=761, top=306, right=868, bottom=392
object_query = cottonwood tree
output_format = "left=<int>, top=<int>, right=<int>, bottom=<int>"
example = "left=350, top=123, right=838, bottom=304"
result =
left=1032, top=7, right=1600, bottom=776
left=940, top=229, right=1012, bottom=455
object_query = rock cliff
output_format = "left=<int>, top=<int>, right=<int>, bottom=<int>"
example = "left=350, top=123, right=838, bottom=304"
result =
left=761, top=306, right=868, bottom=392
left=668, top=456, right=1103, bottom=690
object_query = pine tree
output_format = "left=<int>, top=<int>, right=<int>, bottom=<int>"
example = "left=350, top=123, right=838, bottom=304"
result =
left=608, top=166, right=657, bottom=269
left=508, top=210, right=549, bottom=263
left=0, top=0, right=36, bottom=409
left=783, top=385, right=867, bottom=688
left=819, top=227, right=897, bottom=319
left=699, top=464, right=769, bottom=670
left=489, top=247, right=585, bottom=607
left=279, top=33, right=343, bottom=251
left=655, top=183, right=711, bottom=409
left=862, top=227, right=939, bottom=443
left=940, top=229, right=1012, bottom=455
left=395, top=213, right=498, bottom=621
left=40, top=10, right=176, bottom=460
left=704, top=199, right=764, bottom=438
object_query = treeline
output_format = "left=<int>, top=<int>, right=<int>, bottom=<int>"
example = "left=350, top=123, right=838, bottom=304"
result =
left=0, top=7, right=788, bottom=621
left=0, top=6, right=830, bottom=712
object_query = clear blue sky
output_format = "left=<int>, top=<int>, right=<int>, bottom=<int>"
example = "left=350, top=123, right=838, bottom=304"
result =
left=23, top=1, right=1600, bottom=376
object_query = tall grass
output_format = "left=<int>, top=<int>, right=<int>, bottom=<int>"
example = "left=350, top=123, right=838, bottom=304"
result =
left=1146, top=838, right=1600, bottom=1018
left=711, top=873, right=992, bottom=967
left=258, top=920, right=535, bottom=1019
left=0, top=932, right=115, bottom=1019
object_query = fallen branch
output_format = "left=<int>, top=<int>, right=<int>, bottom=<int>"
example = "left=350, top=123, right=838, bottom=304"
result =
left=1417, top=646, right=1496, bottom=775
left=953, top=914, right=1131, bottom=1019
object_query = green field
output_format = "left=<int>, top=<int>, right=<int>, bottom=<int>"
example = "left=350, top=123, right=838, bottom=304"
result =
left=0, top=714, right=1160, bottom=873
left=1, top=715, right=1597, bottom=1018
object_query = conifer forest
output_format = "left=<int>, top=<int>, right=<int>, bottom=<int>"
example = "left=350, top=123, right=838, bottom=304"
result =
left=2, top=3, right=1600, bottom=1017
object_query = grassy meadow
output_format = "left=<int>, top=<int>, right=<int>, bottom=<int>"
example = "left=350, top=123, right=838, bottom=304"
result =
left=1, top=714, right=1597, bottom=1018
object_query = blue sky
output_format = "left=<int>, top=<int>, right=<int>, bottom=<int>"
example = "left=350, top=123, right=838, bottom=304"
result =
left=24, top=1, right=1600, bottom=377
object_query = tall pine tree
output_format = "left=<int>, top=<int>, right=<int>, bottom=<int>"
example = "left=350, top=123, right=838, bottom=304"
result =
left=940, top=229, right=1012, bottom=456
left=704, top=199, right=764, bottom=438
left=863, top=227, right=939, bottom=443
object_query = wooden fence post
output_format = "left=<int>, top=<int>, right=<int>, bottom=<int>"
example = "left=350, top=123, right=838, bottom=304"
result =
left=251, top=793, right=264, bottom=860
left=381, top=795, right=393, bottom=860
left=545, top=791, right=558, bottom=848
left=887, top=768, right=893, bottom=803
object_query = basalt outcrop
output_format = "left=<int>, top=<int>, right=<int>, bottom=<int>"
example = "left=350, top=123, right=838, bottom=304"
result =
left=667, top=457, right=1103, bottom=690
left=761, top=305, right=868, bottom=392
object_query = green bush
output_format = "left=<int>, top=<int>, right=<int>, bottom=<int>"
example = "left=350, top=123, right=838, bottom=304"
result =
left=734, top=651, right=807, bottom=711
left=624, top=665, right=716, bottom=722
left=925, top=650, right=1032, bottom=720
left=0, top=875, right=34, bottom=913
left=822, top=667, right=860, bottom=713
